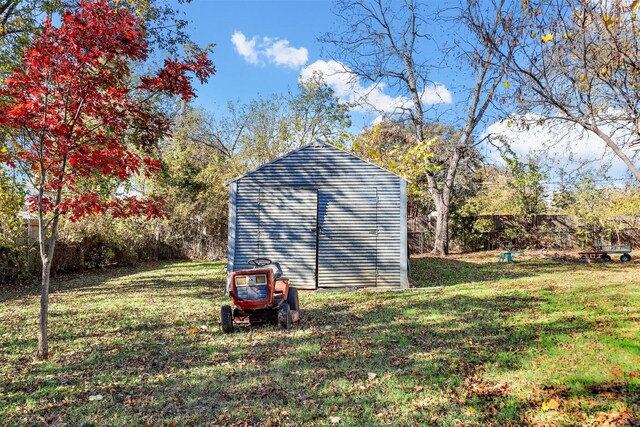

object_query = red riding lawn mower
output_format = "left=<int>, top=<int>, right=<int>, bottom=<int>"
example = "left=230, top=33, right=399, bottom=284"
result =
left=221, top=258, right=300, bottom=333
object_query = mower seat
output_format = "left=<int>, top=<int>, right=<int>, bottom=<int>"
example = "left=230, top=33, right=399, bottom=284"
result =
left=264, top=262, right=283, bottom=279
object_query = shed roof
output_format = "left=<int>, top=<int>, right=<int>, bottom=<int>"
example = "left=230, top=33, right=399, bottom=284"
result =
left=226, top=139, right=409, bottom=185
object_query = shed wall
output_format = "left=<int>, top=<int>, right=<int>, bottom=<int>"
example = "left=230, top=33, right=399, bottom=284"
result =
left=230, top=142, right=406, bottom=289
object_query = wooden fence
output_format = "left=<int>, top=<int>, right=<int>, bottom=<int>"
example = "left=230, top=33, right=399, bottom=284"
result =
left=408, top=214, right=640, bottom=254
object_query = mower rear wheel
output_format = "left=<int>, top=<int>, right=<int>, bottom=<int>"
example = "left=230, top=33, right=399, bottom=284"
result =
left=603, top=254, right=612, bottom=262
left=621, top=253, right=631, bottom=262
left=220, top=305, right=234, bottom=334
left=286, top=287, right=300, bottom=312
left=278, top=303, right=292, bottom=329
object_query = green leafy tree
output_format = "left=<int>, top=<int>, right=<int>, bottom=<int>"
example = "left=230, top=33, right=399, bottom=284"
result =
left=558, top=178, right=640, bottom=246
left=289, top=73, right=352, bottom=146
left=157, top=106, right=243, bottom=258
left=502, top=151, right=547, bottom=217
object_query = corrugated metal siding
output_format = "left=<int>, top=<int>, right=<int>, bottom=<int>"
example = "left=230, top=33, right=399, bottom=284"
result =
left=318, top=189, right=377, bottom=287
left=233, top=187, right=318, bottom=289
left=258, top=188, right=317, bottom=289
left=231, top=142, right=404, bottom=289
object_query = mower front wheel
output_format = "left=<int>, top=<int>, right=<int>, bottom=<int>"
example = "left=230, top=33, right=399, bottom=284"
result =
left=278, top=303, right=292, bottom=329
left=220, top=305, right=234, bottom=334
left=286, top=287, right=300, bottom=312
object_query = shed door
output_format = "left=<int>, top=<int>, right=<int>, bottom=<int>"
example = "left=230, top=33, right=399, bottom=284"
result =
left=317, top=189, right=378, bottom=288
left=258, top=188, right=318, bottom=290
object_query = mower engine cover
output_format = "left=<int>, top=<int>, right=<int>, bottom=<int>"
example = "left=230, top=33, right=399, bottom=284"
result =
left=229, top=268, right=275, bottom=309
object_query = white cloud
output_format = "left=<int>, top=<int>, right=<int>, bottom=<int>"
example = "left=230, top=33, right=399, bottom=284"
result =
left=231, top=31, right=308, bottom=69
left=231, top=31, right=259, bottom=64
left=483, top=114, right=635, bottom=179
left=299, top=60, right=354, bottom=97
left=421, top=84, right=452, bottom=105
left=370, top=115, right=385, bottom=126
left=299, top=60, right=452, bottom=115
left=265, top=40, right=308, bottom=69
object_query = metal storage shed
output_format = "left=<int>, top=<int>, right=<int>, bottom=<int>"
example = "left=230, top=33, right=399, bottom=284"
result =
left=227, top=139, right=409, bottom=290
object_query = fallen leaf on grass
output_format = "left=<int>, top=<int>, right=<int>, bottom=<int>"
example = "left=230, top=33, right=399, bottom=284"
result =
left=156, top=374, right=165, bottom=382
left=329, top=416, right=341, bottom=424
left=367, top=372, right=377, bottom=381
left=592, top=411, right=633, bottom=426
left=88, top=394, right=103, bottom=401
left=541, top=398, right=560, bottom=411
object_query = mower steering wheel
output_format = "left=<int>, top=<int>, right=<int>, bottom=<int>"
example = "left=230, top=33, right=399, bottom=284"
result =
left=248, top=258, right=272, bottom=268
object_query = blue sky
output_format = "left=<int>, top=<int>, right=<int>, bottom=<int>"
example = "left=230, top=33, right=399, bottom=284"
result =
left=182, top=0, right=338, bottom=112
left=173, top=0, right=635, bottom=181
left=178, top=0, right=460, bottom=129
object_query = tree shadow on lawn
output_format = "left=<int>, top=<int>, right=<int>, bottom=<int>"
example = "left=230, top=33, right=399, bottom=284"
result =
left=5, top=290, right=637, bottom=425
left=0, top=261, right=226, bottom=303
left=3, top=257, right=637, bottom=424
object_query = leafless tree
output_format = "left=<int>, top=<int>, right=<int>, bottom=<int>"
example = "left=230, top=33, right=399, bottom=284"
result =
left=322, top=0, right=515, bottom=254
left=472, top=0, right=640, bottom=182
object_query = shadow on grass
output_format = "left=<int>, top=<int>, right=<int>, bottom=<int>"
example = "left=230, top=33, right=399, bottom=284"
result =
left=0, top=261, right=226, bottom=303
left=3, top=257, right=638, bottom=425
left=4, top=287, right=638, bottom=425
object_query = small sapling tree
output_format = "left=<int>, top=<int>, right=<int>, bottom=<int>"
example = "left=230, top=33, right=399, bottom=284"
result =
left=0, top=0, right=214, bottom=359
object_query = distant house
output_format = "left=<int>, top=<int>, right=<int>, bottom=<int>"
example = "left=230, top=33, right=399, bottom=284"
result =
left=226, top=139, right=409, bottom=290
left=17, top=210, right=39, bottom=243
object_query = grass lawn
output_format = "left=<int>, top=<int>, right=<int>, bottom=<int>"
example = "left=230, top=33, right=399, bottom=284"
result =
left=1, top=253, right=639, bottom=426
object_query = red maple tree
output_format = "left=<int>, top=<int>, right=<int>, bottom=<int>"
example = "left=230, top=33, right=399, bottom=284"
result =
left=0, top=0, right=215, bottom=359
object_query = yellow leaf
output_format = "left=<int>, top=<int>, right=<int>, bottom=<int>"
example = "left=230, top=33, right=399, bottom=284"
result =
left=0, top=147, right=7, bottom=153
left=188, top=328, right=196, bottom=334
left=541, top=33, right=554, bottom=43
left=530, top=32, right=537, bottom=39
left=541, top=398, right=560, bottom=411
left=507, top=120, right=512, bottom=128
left=604, top=16, right=614, bottom=26
left=579, top=73, right=586, bottom=80
left=632, top=0, right=640, bottom=10
left=563, top=33, right=571, bottom=39
left=156, top=374, right=165, bottom=381
left=135, top=7, right=142, bottom=15
left=503, top=81, right=511, bottom=89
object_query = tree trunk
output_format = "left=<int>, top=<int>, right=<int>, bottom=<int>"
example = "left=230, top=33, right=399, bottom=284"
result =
left=37, top=260, right=52, bottom=360
left=432, top=205, right=449, bottom=255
